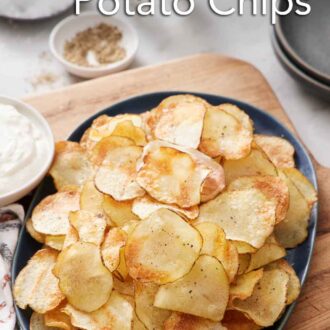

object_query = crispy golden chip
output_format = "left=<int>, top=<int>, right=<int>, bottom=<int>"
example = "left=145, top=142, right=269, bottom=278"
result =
left=228, top=176, right=289, bottom=224
left=80, top=114, right=142, bottom=150
left=133, top=196, right=199, bottom=220
left=53, top=242, right=113, bottom=312
left=26, top=218, right=45, bottom=243
left=30, top=312, right=61, bottom=330
left=114, top=246, right=129, bottom=281
left=154, top=255, right=229, bottom=322
left=95, top=145, right=145, bottom=201
left=101, top=228, right=127, bottom=272
left=112, top=120, right=147, bottom=146
left=275, top=171, right=311, bottom=248
left=150, top=95, right=207, bottom=149
left=245, top=243, right=286, bottom=273
left=135, top=282, right=171, bottom=330
left=63, top=291, right=133, bottom=330
left=69, top=210, right=106, bottom=246
left=113, top=276, right=135, bottom=297
left=238, top=254, right=251, bottom=275
left=266, top=259, right=301, bottom=305
left=231, top=241, right=256, bottom=254
left=229, top=269, right=264, bottom=303
left=14, top=249, right=64, bottom=313
left=197, top=189, right=276, bottom=248
left=223, top=146, right=277, bottom=184
left=89, top=135, right=135, bottom=166
left=45, top=235, right=65, bottom=251
left=45, top=303, right=76, bottom=330
left=164, top=312, right=226, bottom=330
left=222, top=310, right=261, bottom=330
left=200, top=105, right=252, bottom=159
left=102, top=195, right=140, bottom=226
left=62, top=225, right=79, bottom=249
left=80, top=181, right=104, bottom=213
left=137, top=141, right=225, bottom=207
left=232, top=269, right=289, bottom=327
left=194, top=223, right=238, bottom=282
left=254, top=134, right=295, bottom=168
left=282, top=168, right=317, bottom=207
left=219, top=104, right=253, bottom=133
left=133, top=312, right=148, bottom=330
left=125, top=209, right=202, bottom=284
left=32, top=191, right=80, bottom=235
left=49, top=141, right=94, bottom=191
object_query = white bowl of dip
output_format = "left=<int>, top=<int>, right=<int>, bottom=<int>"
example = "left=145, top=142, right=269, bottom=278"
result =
left=0, top=96, right=54, bottom=207
left=49, top=13, right=139, bottom=79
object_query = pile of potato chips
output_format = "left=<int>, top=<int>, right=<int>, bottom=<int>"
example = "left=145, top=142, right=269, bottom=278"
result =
left=14, top=95, right=317, bottom=330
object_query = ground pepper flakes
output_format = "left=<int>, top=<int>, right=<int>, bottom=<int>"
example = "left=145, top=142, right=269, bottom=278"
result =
left=64, top=23, right=126, bottom=67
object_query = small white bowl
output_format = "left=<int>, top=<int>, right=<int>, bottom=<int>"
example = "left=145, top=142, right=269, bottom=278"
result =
left=0, top=96, right=54, bottom=207
left=49, top=13, right=139, bottom=79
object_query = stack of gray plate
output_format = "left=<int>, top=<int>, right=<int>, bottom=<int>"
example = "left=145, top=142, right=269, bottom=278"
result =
left=272, top=0, right=330, bottom=99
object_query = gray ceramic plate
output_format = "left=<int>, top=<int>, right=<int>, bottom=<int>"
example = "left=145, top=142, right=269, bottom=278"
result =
left=275, top=0, right=330, bottom=85
left=272, top=30, right=330, bottom=100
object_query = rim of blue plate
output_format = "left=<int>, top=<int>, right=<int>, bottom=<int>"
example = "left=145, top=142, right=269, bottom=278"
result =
left=12, top=92, right=318, bottom=330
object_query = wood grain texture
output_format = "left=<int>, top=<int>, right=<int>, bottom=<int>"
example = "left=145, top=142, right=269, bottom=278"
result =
left=24, top=54, right=330, bottom=329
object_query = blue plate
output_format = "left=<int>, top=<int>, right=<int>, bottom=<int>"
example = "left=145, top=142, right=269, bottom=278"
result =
left=12, top=92, right=318, bottom=330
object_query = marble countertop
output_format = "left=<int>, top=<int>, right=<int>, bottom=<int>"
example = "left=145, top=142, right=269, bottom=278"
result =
left=0, top=1, right=329, bottom=166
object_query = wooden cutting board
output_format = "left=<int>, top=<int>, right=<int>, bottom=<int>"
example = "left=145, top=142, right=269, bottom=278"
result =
left=25, top=54, right=330, bottom=329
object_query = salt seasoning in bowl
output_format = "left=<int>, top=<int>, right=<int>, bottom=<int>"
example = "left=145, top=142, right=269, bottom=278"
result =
left=49, top=13, right=139, bottom=79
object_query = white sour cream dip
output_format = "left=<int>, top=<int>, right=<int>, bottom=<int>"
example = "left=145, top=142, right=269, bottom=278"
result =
left=0, top=104, right=48, bottom=195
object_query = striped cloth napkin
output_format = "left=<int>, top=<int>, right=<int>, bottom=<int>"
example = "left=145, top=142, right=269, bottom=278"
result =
left=0, top=205, right=24, bottom=330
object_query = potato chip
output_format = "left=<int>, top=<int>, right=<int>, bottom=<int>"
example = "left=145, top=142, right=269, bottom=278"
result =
left=53, top=242, right=113, bottom=312
left=32, top=191, right=80, bottom=235
left=135, top=282, right=171, bottom=330
left=80, top=181, right=104, bottom=215
left=69, top=210, right=106, bottom=246
left=282, top=168, right=317, bottom=207
left=228, top=176, right=289, bottom=224
left=62, top=225, right=79, bottom=249
left=222, top=310, right=261, bottom=330
left=197, top=189, right=276, bottom=248
left=45, top=303, right=76, bottom=330
left=63, top=291, right=133, bottom=330
left=95, top=145, right=145, bottom=201
left=121, top=220, right=140, bottom=235
left=101, top=228, right=127, bottom=272
left=219, top=104, right=253, bottom=133
left=223, top=146, right=277, bottom=184
left=113, top=276, right=135, bottom=297
left=275, top=171, right=311, bottom=248
left=199, top=105, right=252, bottom=159
left=149, top=95, right=207, bottom=149
left=232, top=269, right=289, bottom=327
left=112, top=120, right=147, bottom=146
left=245, top=243, right=286, bottom=273
left=102, top=195, right=140, bottom=226
left=125, top=209, right=202, bottom=284
left=266, top=259, right=301, bottom=305
left=254, top=134, right=295, bottom=168
left=30, top=312, right=61, bottom=330
left=164, top=312, right=226, bottom=330
left=49, top=141, right=94, bottom=191
left=133, top=196, right=199, bottom=220
left=80, top=114, right=142, bottom=150
left=133, top=312, right=148, bottom=330
left=229, top=269, right=264, bottom=303
left=14, top=249, right=64, bottom=313
left=26, top=218, right=45, bottom=243
left=45, top=235, right=65, bottom=251
left=237, top=254, right=251, bottom=275
left=89, top=135, right=135, bottom=166
left=231, top=241, right=256, bottom=254
left=194, top=223, right=238, bottom=282
left=115, top=246, right=129, bottom=281
left=154, top=255, right=229, bottom=322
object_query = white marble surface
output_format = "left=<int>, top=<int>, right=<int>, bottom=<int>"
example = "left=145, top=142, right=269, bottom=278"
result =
left=0, top=0, right=329, bottom=166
